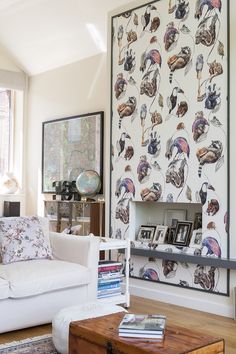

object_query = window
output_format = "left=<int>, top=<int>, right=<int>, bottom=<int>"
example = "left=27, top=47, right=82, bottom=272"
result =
left=0, top=89, right=13, bottom=177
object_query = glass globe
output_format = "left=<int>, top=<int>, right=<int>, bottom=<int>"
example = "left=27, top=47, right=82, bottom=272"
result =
left=76, top=170, right=101, bottom=197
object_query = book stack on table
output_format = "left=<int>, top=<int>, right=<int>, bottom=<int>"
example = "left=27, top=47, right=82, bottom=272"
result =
left=118, top=314, right=166, bottom=340
left=97, top=260, right=123, bottom=299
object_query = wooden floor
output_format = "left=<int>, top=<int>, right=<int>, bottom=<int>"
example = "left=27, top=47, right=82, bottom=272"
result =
left=0, top=296, right=236, bottom=353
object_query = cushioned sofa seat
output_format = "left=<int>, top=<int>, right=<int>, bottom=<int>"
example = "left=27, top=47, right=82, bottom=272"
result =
left=0, top=278, right=9, bottom=299
left=0, top=259, right=91, bottom=298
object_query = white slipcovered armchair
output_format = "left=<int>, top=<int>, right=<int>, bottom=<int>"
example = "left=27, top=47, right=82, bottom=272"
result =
left=0, top=217, right=100, bottom=333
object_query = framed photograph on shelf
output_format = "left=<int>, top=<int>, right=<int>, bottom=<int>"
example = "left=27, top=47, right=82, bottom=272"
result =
left=152, top=225, right=168, bottom=245
left=193, top=212, right=202, bottom=230
left=166, top=227, right=175, bottom=244
left=172, top=221, right=193, bottom=247
left=171, top=218, right=178, bottom=228
left=189, top=229, right=203, bottom=248
left=137, top=225, right=156, bottom=242
left=163, top=209, right=187, bottom=227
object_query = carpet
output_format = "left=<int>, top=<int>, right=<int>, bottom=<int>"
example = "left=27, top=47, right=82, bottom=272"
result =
left=0, top=334, right=58, bottom=354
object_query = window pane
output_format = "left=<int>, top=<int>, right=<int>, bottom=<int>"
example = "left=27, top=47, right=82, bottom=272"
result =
left=0, top=89, right=12, bottom=177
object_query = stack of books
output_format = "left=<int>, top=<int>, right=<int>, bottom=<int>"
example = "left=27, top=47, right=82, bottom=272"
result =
left=97, top=260, right=123, bottom=299
left=118, top=313, right=166, bottom=340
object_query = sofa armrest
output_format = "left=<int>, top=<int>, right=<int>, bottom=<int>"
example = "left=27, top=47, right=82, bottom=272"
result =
left=49, top=232, right=100, bottom=269
left=49, top=232, right=100, bottom=301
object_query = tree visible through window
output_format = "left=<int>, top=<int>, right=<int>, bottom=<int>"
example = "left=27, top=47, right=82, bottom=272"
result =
left=0, top=89, right=12, bottom=177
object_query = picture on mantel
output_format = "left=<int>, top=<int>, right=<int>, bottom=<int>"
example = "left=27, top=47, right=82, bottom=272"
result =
left=110, top=0, right=229, bottom=295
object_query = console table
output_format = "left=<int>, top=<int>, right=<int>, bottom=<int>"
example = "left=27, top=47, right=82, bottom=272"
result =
left=44, top=200, right=105, bottom=235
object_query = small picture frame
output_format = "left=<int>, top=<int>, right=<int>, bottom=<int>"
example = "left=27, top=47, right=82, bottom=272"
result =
left=189, top=229, right=203, bottom=248
left=152, top=225, right=168, bottom=245
left=171, top=218, right=178, bottom=228
left=166, top=227, right=175, bottom=244
left=172, top=221, right=193, bottom=246
left=137, top=225, right=156, bottom=242
left=193, top=212, right=202, bottom=230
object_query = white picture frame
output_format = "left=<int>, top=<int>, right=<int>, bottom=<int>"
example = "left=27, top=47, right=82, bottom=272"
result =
left=189, top=229, right=203, bottom=248
left=152, top=225, right=168, bottom=245
left=163, top=209, right=187, bottom=227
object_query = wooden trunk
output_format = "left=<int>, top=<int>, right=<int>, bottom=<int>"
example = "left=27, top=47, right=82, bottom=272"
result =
left=69, top=312, right=224, bottom=354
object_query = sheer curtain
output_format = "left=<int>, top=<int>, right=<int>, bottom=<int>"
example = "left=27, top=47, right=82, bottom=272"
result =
left=0, top=89, right=12, bottom=177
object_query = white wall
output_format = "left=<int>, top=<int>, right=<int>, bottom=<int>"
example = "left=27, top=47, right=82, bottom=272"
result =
left=0, top=45, right=21, bottom=72
left=26, top=53, right=107, bottom=215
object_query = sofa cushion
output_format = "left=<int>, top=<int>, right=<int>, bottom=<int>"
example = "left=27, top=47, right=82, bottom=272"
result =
left=0, top=259, right=90, bottom=298
left=0, top=216, right=53, bottom=264
left=0, top=277, right=9, bottom=299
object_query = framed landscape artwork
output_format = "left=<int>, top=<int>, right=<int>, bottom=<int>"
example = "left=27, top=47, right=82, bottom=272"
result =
left=42, top=112, right=103, bottom=193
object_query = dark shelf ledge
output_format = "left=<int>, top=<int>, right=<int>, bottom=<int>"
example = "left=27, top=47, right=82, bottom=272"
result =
left=119, top=247, right=236, bottom=270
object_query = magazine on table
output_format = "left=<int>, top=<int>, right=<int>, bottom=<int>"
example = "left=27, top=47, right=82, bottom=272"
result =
left=118, top=314, right=166, bottom=332
left=118, top=332, right=164, bottom=339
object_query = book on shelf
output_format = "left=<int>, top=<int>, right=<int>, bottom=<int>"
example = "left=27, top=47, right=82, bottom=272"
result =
left=98, top=276, right=124, bottom=284
left=98, top=262, right=122, bottom=278
left=98, top=281, right=121, bottom=290
left=98, top=260, right=122, bottom=266
left=98, top=261, right=122, bottom=271
left=97, top=290, right=122, bottom=299
left=118, top=314, right=166, bottom=339
left=98, top=286, right=121, bottom=294
left=98, top=293, right=121, bottom=298
left=98, top=265, right=122, bottom=273
left=98, top=268, right=122, bottom=277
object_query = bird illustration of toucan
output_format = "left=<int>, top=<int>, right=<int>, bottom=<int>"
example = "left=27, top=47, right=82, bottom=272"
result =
left=198, top=182, right=215, bottom=205
left=167, top=87, right=184, bottom=114
left=117, top=132, right=131, bottom=157
left=141, top=5, right=151, bottom=31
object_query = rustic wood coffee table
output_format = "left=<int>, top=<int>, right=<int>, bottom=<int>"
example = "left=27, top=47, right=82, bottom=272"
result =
left=69, top=312, right=224, bottom=354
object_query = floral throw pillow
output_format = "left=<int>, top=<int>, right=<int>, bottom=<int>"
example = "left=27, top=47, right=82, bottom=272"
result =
left=0, top=216, right=53, bottom=264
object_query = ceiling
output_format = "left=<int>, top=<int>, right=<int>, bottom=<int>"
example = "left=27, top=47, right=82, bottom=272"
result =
left=0, top=0, right=133, bottom=76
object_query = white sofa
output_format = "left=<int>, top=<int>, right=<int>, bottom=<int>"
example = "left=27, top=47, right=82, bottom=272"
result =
left=0, top=225, right=100, bottom=333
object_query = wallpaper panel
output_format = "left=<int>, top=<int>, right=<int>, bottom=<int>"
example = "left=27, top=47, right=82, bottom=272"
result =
left=110, top=0, right=229, bottom=294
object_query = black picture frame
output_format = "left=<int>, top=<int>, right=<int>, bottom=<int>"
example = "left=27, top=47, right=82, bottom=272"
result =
left=172, top=221, right=193, bottom=247
left=42, top=111, right=103, bottom=193
left=193, top=212, right=202, bottom=230
left=137, top=225, right=156, bottom=242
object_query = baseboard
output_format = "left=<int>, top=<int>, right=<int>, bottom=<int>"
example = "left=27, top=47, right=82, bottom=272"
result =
left=234, top=287, right=236, bottom=320
left=130, top=283, right=234, bottom=318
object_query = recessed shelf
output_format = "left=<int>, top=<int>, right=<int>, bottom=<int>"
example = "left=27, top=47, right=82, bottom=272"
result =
left=119, top=247, right=236, bottom=270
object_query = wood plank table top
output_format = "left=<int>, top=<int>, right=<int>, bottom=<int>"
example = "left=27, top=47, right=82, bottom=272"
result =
left=69, top=312, right=224, bottom=354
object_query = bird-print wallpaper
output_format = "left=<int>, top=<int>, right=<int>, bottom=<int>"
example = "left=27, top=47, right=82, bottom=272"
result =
left=110, top=0, right=229, bottom=294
